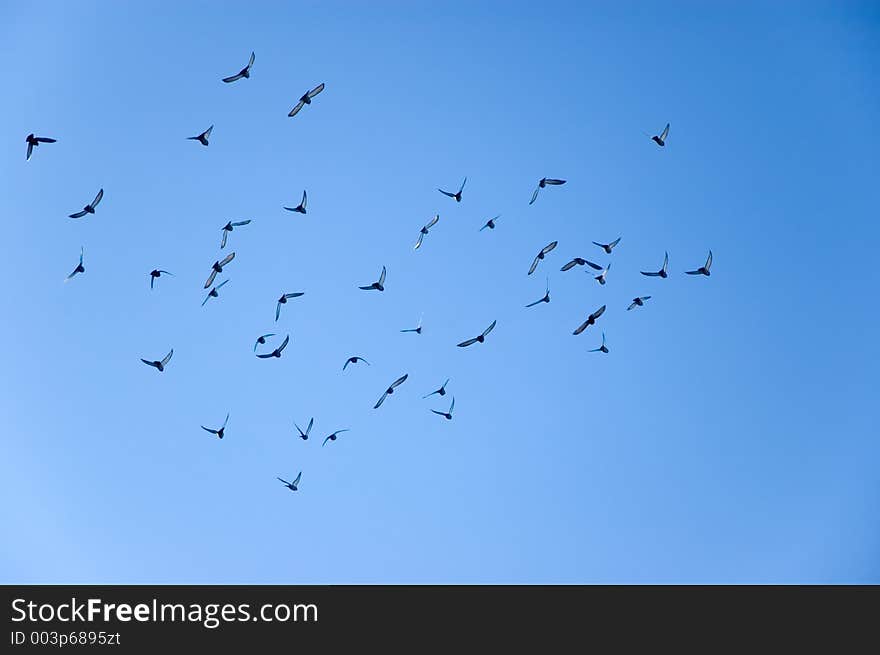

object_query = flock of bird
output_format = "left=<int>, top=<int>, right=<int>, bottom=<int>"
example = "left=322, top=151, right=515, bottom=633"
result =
left=29, top=52, right=712, bottom=496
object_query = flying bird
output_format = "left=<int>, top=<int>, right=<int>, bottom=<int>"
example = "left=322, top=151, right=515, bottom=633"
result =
left=222, top=51, right=254, bottom=83
left=343, top=356, right=370, bottom=370
left=526, top=277, right=551, bottom=307
left=529, top=178, right=566, bottom=205
left=592, top=237, right=620, bottom=254
left=149, top=269, right=172, bottom=289
left=275, top=292, right=304, bottom=321
left=68, top=188, right=103, bottom=219
left=528, top=241, right=558, bottom=275
left=401, top=314, right=423, bottom=334
left=253, top=333, right=275, bottom=352
left=641, top=252, right=669, bottom=278
left=438, top=177, right=466, bottom=202
left=204, top=252, right=235, bottom=288
left=202, top=279, right=229, bottom=306
left=480, top=215, right=501, bottom=231
left=423, top=379, right=450, bottom=399
left=187, top=125, right=213, bottom=146
left=322, top=429, right=349, bottom=447
left=457, top=320, right=496, bottom=347
left=288, top=82, right=325, bottom=117
left=277, top=472, right=302, bottom=492
left=359, top=266, right=386, bottom=291
left=201, top=413, right=229, bottom=439
left=373, top=374, right=409, bottom=409
left=589, top=332, right=609, bottom=353
left=431, top=397, right=455, bottom=421
left=686, top=250, right=713, bottom=276
left=294, top=418, right=313, bottom=441
left=414, top=214, right=439, bottom=250
left=573, top=305, right=606, bottom=335
left=141, top=349, right=173, bottom=372
left=561, top=257, right=602, bottom=272
left=651, top=123, right=670, bottom=147
left=25, top=133, right=56, bottom=160
left=65, top=248, right=85, bottom=281
left=283, top=190, right=307, bottom=214
left=256, top=334, right=290, bottom=359
left=627, top=296, right=652, bottom=311
left=593, top=262, right=611, bottom=285
left=220, top=220, right=251, bottom=248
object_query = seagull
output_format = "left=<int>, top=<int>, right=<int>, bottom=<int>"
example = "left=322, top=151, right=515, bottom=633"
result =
left=288, top=82, right=325, bottom=117
left=526, top=277, right=551, bottom=307
left=589, top=332, right=609, bottom=353
left=480, top=215, right=501, bottom=231
left=277, top=472, right=302, bottom=492
left=149, top=269, right=173, bottom=289
left=25, top=133, right=56, bottom=160
left=253, top=333, right=276, bottom=352
left=222, top=51, right=254, bottom=83
left=275, top=292, right=305, bottom=321
left=573, top=305, right=606, bottom=335
left=256, top=334, right=290, bottom=359
left=141, top=349, right=173, bottom=372
left=423, top=379, right=450, bottom=399
left=204, top=252, right=235, bottom=288
left=438, top=177, right=466, bottom=202
left=641, top=252, right=669, bottom=278
left=431, top=397, right=455, bottom=420
left=414, top=214, right=439, bottom=250
left=201, top=279, right=229, bottom=306
left=528, top=241, right=558, bottom=275
left=373, top=374, right=409, bottom=409
left=201, top=413, right=229, bottom=439
left=220, top=220, right=251, bottom=249
left=457, top=320, right=496, bottom=347
left=343, top=356, right=370, bottom=370
left=65, top=248, right=85, bottom=281
left=627, top=296, right=652, bottom=311
left=686, top=250, right=713, bottom=276
left=187, top=125, right=213, bottom=146
left=651, top=123, right=670, bottom=147
left=322, top=429, right=349, bottom=447
left=561, top=257, right=602, bottom=272
left=283, top=190, right=307, bottom=214
left=400, top=314, right=423, bottom=334
left=359, top=266, right=386, bottom=291
left=592, top=237, right=620, bottom=254
left=68, top=189, right=103, bottom=219
left=593, top=262, right=611, bottom=285
left=294, top=418, right=313, bottom=441
left=529, top=178, right=566, bottom=205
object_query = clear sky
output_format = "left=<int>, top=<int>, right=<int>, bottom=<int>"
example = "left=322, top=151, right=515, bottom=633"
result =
left=1, top=1, right=878, bottom=583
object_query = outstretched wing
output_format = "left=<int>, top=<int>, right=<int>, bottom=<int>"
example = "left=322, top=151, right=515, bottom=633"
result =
left=458, top=177, right=467, bottom=193
left=525, top=297, right=544, bottom=308
left=373, top=391, right=388, bottom=409
left=529, top=188, right=539, bottom=205
left=541, top=241, right=558, bottom=256
left=414, top=231, right=425, bottom=250
left=26, top=141, right=33, bottom=161
left=218, top=252, right=235, bottom=268
left=288, top=100, right=305, bottom=117
left=247, top=51, right=255, bottom=70
left=705, top=250, right=713, bottom=270
left=590, top=305, right=607, bottom=321
left=482, top=320, right=497, bottom=337
left=528, top=254, right=541, bottom=275
left=231, top=220, right=251, bottom=227
left=275, top=302, right=282, bottom=321
left=544, top=178, right=566, bottom=185
left=457, top=337, right=478, bottom=348
left=583, top=259, right=603, bottom=270
left=161, top=349, right=173, bottom=366
left=256, top=352, right=274, bottom=358
left=292, top=472, right=302, bottom=486
left=220, top=230, right=228, bottom=249
left=660, top=123, right=670, bottom=141
left=641, top=270, right=660, bottom=276
left=306, top=418, right=313, bottom=435
left=202, top=426, right=218, bottom=435
left=560, top=259, right=579, bottom=272
left=69, top=210, right=87, bottom=219
left=300, top=190, right=307, bottom=210
left=91, top=188, right=104, bottom=209
left=390, top=374, right=408, bottom=389
left=222, top=71, right=244, bottom=83
left=437, top=188, right=455, bottom=198
left=278, top=334, right=290, bottom=352
left=204, top=269, right=218, bottom=289
left=140, top=358, right=155, bottom=367
left=425, top=214, right=439, bottom=229
left=378, top=266, right=386, bottom=286
left=308, top=82, right=325, bottom=98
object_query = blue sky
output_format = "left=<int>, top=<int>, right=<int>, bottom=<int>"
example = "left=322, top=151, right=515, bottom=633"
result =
left=1, top=1, right=878, bottom=583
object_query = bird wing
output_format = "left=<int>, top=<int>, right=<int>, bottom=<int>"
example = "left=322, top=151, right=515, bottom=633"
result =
left=322, top=436, right=332, bottom=447
left=275, top=302, right=281, bottom=321
left=277, top=477, right=290, bottom=486
left=150, top=275, right=155, bottom=289
left=292, top=472, right=301, bottom=486
left=390, top=373, right=408, bottom=389
left=201, top=293, right=211, bottom=306
left=222, top=71, right=244, bottom=83
left=140, top=358, right=154, bottom=367
left=584, top=259, right=603, bottom=270
left=278, top=334, right=290, bottom=352
left=288, top=100, right=305, bottom=117
left=204, top=269, right=218, bottom=289
left=438, top=188, right=455, bottom=198
left=592, top=241, right=604, bottom=249
left=528, top=254, right=540, bottom=275
left=161, top=349, right=173, bottom=366
left=36, top=137, right=56, bottom=143
left=300, top=190, right=307, bottom=210
left=560, top=259, right=579, bottom=272
left=218, top=252, right=235, bottom=268
left=660, top=123, right=670, bottom=141
left=426, top=214, right=439, bottom=229
left=256, top=352, right=274, bottom=358
left=306, top=418, right=313, bottom=435
left=541, top=241, right=558, bottom=256
left=26, top=142, right=33, bottom=161
left=373, top=391, right=388, bottom=409
left=69, top=210, right=87, bottom=219
left=482, top=320, right=497, bottom=337
left=222, top=413, right=229, bottom=429
left=431, top=410, right=446, bottom=416
left=590, top=305, right=607, bottom=320
left=308, top=82, right=325, bottom=98
left=525, top=297, right=543, bottom=308
left=202, top=426, right=218, bottom=434
left=627, top=302, right=637, bottom=311
left=641, top=270, right=660, bottom=276
left=231, top=220, right=251, bottom=227
left=285, top=292, right=304, bottom=299
left=705, top=250, right=713, bottom=269
left=358, top=285, right=374, bottom=290
left=457, top=337, right=478, bottom=348
left=379, top=266, right=386, bottom=286
left=573, top=320, right=590, bottom=336
left=609, top=237, right=620, bottom=249
left=458, top=177, right=467, bottom=193
left=220, top=230, right=228, bottom=249
left=414, top=231, right=424, bottom=250
left=529, top=188, right=539, bottom=205
left=545, top=178, right=566, bottom=185
left=91, top=188, right=104, bottom=209
left=449, top=397, right=455, bottom=413
left=215, top=279, right=229, bottom=290
left=663, top=252, right=669, bottom=272
left=247, top=51, right=255, bottom=70
left=203, top=125, right=213, bottom=140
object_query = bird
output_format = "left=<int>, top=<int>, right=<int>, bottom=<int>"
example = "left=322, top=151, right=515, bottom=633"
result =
left=373, top=374, right=409, bottom=409
left=294, top=418, right=313, bottom=441
left=204, top=252, right=235, bottom=288
left=25, top=133, right=56, bottom=160
left=275, top=292, right=304, bottom=321
left=68, top=189, right=103, bottom=219
left=423, top=379, right=450, bottom=399
left=359, top=266, right=386, bottom=291
left=65, top=248, right=85, bottom=281
left=627, top=296, right=652, bottom=311
left=187, top=125, right=213, bottom=146
left=343, top=356, right=370, bottom=370
left=573, top=305, right=606, bottom=335
left=253, top=333, right=275, bottom=352
left=283, top=190, right=307, bottom=214
left=528, top=241, right=558, bottom=275
left=593, top=262, right=611, bottom=285
left=201, top=413, right=229, bottom=439
left=589, top=332, right=609, bottom=353
left=222, top=51, right=254, bottom=83
left=431, top=397, right=455, bottom=420
left=201, top=279, right=229, bottom=306
left=686, top=250, right=713, bottom=276
left=220, top=220, right=251, bottom=249
left=526, top=277, right=551, bottom=307
left=457, top=320, right=496, bottom=347
left=149, top=269, right=172, bottom=289
left=480, top=215, right=501, bottom=231
left=400, top=314, right=423, bottom=334
left=322, top=429, right=349, bottom=447
left=529, top=177, right=566, bottom=205
left=641, top=252, right=669, bottom=278
left=561, top=257, right=602, bottom=272
left=256, top=334, right=290, bottom=359
left=651, top=123, right=670, bottom=147
left=592, top=237, right=621, bottom=254
left=288, top=82, right=325, bottom=117
left=141, top=349, right=173, bottom=372
left=414, top=214, right=439, bottom=250
left=277, top=472, right=302, bottom=492
left=438, top=177, right=466, bottom=202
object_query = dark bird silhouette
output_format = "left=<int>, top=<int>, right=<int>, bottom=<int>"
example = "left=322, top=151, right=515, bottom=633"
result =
left=526, top=277, right=551, bottom=307
left=65, top=248, right=85, bottom=281
left=457, top=320, right=496, bottom=347
left=253, top=333, right=275, bottom=352
left=187, top=125, right=213, bottom=146
left=201, top=413, right=229, bottom=439
left=641, top=252, right=669, bottom=278
left=322, top=429, right=349, bottom=447
left=288, top=82, right=325, bottom=117
left=220, top=220, right=251, bottom=248
left=438, top=177, right=466, bottom=202
left=528, top=241, right=558, bottom=275
left=141, top=349, right=173, bottom=372
left=529, top=178, right=566, bottom=205
left=423, top=379, right=450, bottom=399
left=686, top=250, right=713, bottom=276
left=283, top=190, right=307, bottom=214
left=359, top=266, right=386, bottom=291
left=256, top=334, right=290, bottom=359
left=222, top=51, right=254, bottom=83
left=589, top=332, right=609, bottom=353
left=277, top=472, right=302, bottom=492
left=561, top=257, right=602, bottom=272
left=202, top=279, right=229, bottom=306
left=295, top=418, right=313, bottom=441
left=627, top=296, right=652, bottom=311
left=204, top=252, right=235, bottom=288
left=25, top=133, right=56, bottom=161
left=651, top=123, right=670, bottom=147
left=149, top=269, right=172, bottom=289
left=373, top=374, right=409, bottom=409
left=343, top=356, right=370, bottom=370
left=480, top=215, right=501, bottom=231
left=400, top=314, right=423, bottom=334
left=431, top=397, right=455, bottom=420
left=593, top=262, right=611, bottom=285
left=573, top=305, right=606, bottom=335
left=276, top=292, right=305, bottom=321
left=414, top=214, right=439, bottom=250
left=592, top=237, right=620, bottom=254
left=68, top=188, right=103, bottom=219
